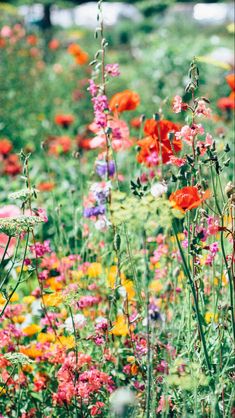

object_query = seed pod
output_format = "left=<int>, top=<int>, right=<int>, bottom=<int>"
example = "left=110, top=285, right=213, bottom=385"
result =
left=113, top=233, right=121, bottom=252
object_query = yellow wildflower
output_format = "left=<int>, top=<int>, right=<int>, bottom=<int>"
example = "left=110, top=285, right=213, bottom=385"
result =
left=87, top=262, right=102, bottom=278
left=110, top=314, right=129, bottom=337
left=42, top=292, right=63, bottom=307
left=205, top=312, right=218, bottom=324
left=22, top=296, right=36, bottom=304
left=23, top=324, right=42, bottom=336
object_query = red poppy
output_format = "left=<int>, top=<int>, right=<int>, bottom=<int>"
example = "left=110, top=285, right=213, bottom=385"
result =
left=26, top=34, right=38, bottom=46
left=169, top=186, right=210, bottom=212
left=130, top=117, right=142, bottom=129
left=38, top=182, right=55, bottom=192
left=109, top=90, right=140, bottom=113
left=0, top=138, right=12, bottom=155
left=137, top=119, right=182, bottom=167
left=48, top=136, right=72, bottom=156
left=226, top=73, right=235, bottom=91
left=217, top=93, right=235, bottom=111
left=3, top=154, right=21, bottom=176
left=54, top=114, right=75, bottom=128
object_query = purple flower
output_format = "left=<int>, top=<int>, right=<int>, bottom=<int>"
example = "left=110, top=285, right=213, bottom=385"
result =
left=92, top=95, right=109, bottom=128
left=83, top=205, right=106, bottom=218
left=96, top=160, right=116, bottom=178
left=88, top=79, right=98, bottom=97
left=105, top=63, right=120, bottom=77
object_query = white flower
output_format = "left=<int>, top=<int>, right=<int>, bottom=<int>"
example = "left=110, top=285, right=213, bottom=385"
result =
left=150, top=182, right=167, bottom=198
left=64, top=314, right=86, bottom=333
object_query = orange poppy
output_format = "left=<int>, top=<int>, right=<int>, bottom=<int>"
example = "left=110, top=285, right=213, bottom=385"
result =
left=38, top=182, right=55, bottom=192
left=3, top=154, right=21, bottom=176
left=109, top=90, right=140, bottom=113
left=137, top=119, right=181, bottom=167
left=48, top=136, right=72, bottom=156
left=217, top=94, right=235, bottom=111
left=226, top=73, right=235, bottom=91
left=54, top=114, right=75, bottom=128
left=169, top=186, right=210, bottom=212
left=67, top=43, right=88, bottom=65
left=0, top=138, right=12, bottom=155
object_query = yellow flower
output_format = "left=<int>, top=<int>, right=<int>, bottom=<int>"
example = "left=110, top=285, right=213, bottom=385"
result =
left=122, top=279, right=135, bottom=300
left=0, top=294, right=6, bottom=305
left=59, top=335, right=75, bottom=349
left=12, top=315, right=26, bottom=324
left=22, top=296, right=36, bottom=304
left=23, top=324, right=42, bottom=336
left=110, top=314, right=129, bottom=337
left=42, top=292, right=63, bottom=307
left=16, top=265, right=28, bottom=273
left=10, top=292, right=19, bottom=302
left=87, top=262, right=102, bottom=278
left=149, top=280, right=163, bottom=293
left=46, top=277, right=63, bottom=291
left=22, top=364, right=34, bottom=373
left=107, top=265, right=125, bottom=288
left=37, top=332, right=55, bottom=343
left=0, top=387, right=6, bottom=395
left=70, top=270, right=84, bottom=281
left=20, top=344, right=43, bottom=359
left=205, top=312, right=218, bottom=324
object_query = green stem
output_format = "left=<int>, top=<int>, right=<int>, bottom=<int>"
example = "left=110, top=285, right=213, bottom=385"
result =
left=173, top=221, right=212, bottom=373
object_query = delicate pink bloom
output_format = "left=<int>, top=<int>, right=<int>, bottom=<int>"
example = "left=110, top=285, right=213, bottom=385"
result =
left=105, top=63, right=120, bottom=77
left=168, top=155, right=186, bottom=167
left=172, top=95, right=183, bottom=113
left=29, top=240, right=51, bottom=258
left=1, top=26, right=12, bottom=38
left=175, top=124, right=204, bottom=145
left=89, top=117, right=132, bottom=151
left=196, top=100, right=212, bottom=118
left=88, top=79, right=98, bottom=97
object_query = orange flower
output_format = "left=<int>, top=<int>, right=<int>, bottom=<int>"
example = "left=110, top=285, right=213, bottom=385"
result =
left=226, top=73, right=235, bottom=91
left=75, top=51, right=88, bottom=65
left=54, top=114, right=75, bottom=128
left=37, top=182, right=55, bottom=192
left=217, top=95, right=235, bottom=111
left=137, top=119, right=181, bottom=167
left=109, top=90, right=140, bottom=113
left=169, top=186, right=210, bottom=212
left=0, top=138, right=12, bottom=155
left=22, top=324, right=41, bottom=337
left=48, top=136, right=72, bottom=156
left=67, top=43, right=88, bottom=65
left=26, top=34, right=38, bottom=45
left=130, top=117, right=142, bottom=129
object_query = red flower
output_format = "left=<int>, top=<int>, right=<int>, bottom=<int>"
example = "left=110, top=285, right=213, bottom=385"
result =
left=137, top=119, right=182, bottom=167
left=3, top=154, right=21, bottom=176
left=67, top=43, right=88, bottom=65
left=38, top=182, right=55, bottom=192
left=48, top=136, right=72, bottom=156
left=169, top=186, right=210, bottom=212
left=54, top=114, right=75, bottom=128
left=226, top=73, right=235, bottom=91
left=49, top=39, right=60, bottom=50
left=217, top=93, right=235, bottom=111
left=0, top=138, right=12, bottom=155
left=130, top=117, right=142, bottom=129
left=109, top=90, right=140, bottom=113
left=90, top=402, right=105, bottom=416
left=26, top=34, right=38, bottom=45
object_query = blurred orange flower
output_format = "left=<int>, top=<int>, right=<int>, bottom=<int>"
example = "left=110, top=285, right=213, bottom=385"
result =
left=0, top=138, right=12, bottom=155
left=54, top=114, right=75, bottom=128
left=109, top=90, right=140, bottom=112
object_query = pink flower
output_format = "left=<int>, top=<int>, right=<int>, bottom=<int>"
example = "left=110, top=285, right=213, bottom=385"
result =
left=0, top=205, right=21, bottom=259
left=168, top=155, right=186, bottom=167
left=88, top=79, right=98, bottom=97
left=196, top=100, right=212, bottom=118
left=29, top=240, right=51, bottom=258
left=92, top=95, right=109, bottom=128
left=105, top=63, right=120, bottom=77
left=172, top=95, right=183, bottom=113
left=175, top=124, right=204, bottom=145
left=89, top=117, right=132, bottom=151
left=1, top=26, right=12, bottom=38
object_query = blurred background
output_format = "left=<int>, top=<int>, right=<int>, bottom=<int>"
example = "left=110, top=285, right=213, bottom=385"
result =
left=0, top=0, right=234, bottom=149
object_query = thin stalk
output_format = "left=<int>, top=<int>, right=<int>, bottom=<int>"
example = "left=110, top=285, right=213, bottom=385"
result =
left=172, top=221, right=212, bottom=373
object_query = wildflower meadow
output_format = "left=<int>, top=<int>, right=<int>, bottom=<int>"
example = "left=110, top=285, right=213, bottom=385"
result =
left=0, top=1, right=234, bottom=417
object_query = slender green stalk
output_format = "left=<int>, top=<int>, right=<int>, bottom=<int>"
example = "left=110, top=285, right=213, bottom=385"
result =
left=172, top=221, right=212, bottom=373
